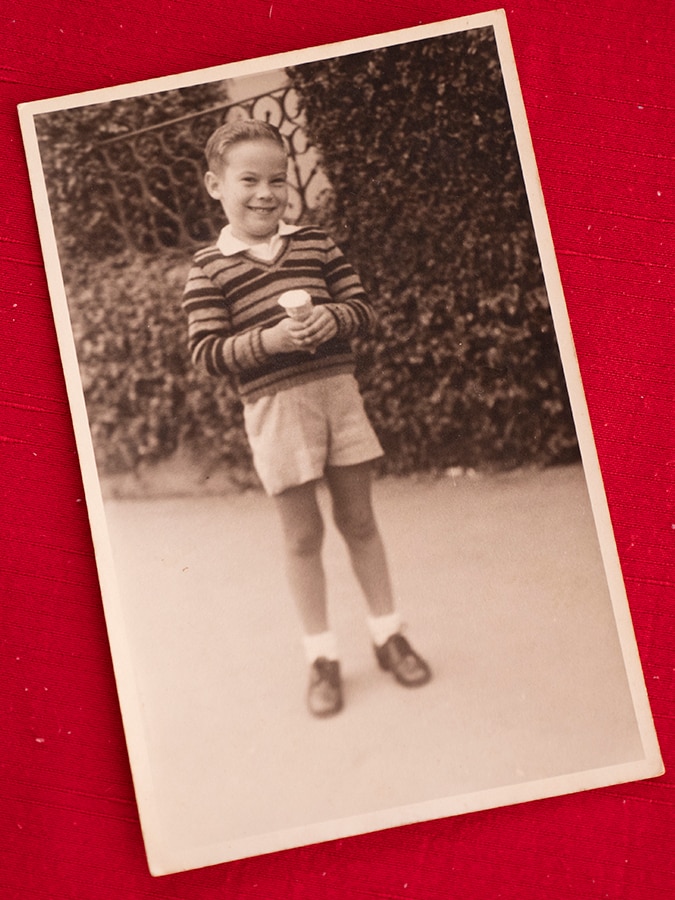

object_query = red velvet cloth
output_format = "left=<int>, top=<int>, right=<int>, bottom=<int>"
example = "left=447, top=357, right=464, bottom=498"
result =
left=2, top=1, right=673, bottom=896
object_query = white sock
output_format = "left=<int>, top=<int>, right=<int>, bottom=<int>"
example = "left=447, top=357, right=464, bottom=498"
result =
left=367, top=610, right=402, bottom=647
left=302, top=630, right=339, bottom=663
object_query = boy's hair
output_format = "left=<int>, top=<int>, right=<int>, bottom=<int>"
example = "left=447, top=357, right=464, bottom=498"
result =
left=204, top=119, right=286, bottom=172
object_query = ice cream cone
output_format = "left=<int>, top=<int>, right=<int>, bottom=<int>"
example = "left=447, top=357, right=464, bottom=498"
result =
left=278, top=289, right=313, bottom=320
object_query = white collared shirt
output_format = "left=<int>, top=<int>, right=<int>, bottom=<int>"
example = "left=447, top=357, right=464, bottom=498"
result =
left=216, top=221, right=302, bottom=262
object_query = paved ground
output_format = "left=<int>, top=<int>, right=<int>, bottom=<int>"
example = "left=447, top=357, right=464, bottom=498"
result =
left=103, top=464, right=645, bottom=870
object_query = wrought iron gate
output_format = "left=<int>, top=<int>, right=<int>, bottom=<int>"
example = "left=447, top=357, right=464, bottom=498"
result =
left=92, top=85, right=330, bottom=253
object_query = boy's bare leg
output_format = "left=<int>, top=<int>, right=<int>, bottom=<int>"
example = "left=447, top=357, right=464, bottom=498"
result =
left=274, top=480, right=343, bottom=716
left=325, top=461, right=395, bottom=617
left=273, top=480, right=328, bottom=635
left=326, top=461, right=431, bottom=687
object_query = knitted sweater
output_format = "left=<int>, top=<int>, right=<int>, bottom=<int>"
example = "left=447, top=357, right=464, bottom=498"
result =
left=182, top=225, right=376, bottom=402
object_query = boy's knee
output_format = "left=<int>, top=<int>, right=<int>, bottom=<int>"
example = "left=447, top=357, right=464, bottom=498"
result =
left=333, top=507, right=377, bottom=544
left=286, top=519, right=324, bottom=557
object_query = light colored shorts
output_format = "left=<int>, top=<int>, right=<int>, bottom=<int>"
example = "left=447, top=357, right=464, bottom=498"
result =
left=243, top=373, right=384, bottom=495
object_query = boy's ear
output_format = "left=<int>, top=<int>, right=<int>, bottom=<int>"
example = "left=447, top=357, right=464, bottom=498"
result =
left=204, top=171, right=221, bottom=199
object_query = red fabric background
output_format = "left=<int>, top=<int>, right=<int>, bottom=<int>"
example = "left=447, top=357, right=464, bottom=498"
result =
left=2, top=1, right=673, bottom=896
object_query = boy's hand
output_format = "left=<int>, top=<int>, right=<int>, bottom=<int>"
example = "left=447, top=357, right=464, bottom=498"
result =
left=261, top=317, right=302, bottom=355
left=291, top=306, right=338, bottom=351
left=262, top=307, right=338, bottom=355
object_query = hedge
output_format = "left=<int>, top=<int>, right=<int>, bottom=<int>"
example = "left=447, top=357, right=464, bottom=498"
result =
left=287, top=26, right=578, bottom=471
left=61, top=25, right=578, bottom=483
left=65, top=250, right=576, bottom=485
left=34, top=83, right=226, bottom=259
left=65, top=251, right=257, bottom=486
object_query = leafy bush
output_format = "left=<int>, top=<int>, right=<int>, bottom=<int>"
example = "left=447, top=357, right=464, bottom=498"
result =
left=287, top=26, right=578, bottom=470
left=34, top=83, right=227, bottom=259
left=65, top=252, right=257, bottom=485
left=61, top=25, right=578, bottom=484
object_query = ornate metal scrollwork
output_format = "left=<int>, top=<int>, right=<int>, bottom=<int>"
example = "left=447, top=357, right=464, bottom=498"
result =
left=94, top=85, right=330, bottom=254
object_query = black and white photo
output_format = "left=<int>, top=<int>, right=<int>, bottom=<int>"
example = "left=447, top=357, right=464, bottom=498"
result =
left=19, top=10, right=663, bottom=876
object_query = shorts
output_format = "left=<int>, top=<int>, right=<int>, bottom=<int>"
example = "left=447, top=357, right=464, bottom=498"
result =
left=243, top=373, right=384, bottom=495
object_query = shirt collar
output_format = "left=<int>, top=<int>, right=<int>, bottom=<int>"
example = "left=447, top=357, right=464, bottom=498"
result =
left=217, top=221, right=301, bottom=260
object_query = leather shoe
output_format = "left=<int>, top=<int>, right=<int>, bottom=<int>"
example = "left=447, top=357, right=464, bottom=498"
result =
left=374, top=633, right=431, bottom=687
left=307, top=657, right=343, bottom=717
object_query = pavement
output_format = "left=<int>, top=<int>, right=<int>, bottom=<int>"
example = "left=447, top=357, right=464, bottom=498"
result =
left=103, top=463, right=645, bottom=870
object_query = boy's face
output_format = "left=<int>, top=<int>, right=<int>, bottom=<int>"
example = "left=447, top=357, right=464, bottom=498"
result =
left=205, top=139, right=289, bottom=244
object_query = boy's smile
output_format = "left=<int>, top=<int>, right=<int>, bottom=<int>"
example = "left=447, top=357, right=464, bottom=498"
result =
left=205, top=139, right=289, bottom=245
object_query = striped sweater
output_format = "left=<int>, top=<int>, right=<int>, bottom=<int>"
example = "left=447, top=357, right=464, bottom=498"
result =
left=182, top=226, right=376, bottom=402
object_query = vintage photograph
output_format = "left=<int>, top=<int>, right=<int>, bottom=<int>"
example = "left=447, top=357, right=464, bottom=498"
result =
left=19, top=11, right=662, bottom=876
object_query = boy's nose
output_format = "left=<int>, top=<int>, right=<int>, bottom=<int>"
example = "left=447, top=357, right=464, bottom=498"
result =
left=256, top=181, right=274, bottom=198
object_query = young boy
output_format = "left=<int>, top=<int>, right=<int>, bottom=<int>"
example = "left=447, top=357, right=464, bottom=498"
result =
left=182, top=119, right=431, bottom=717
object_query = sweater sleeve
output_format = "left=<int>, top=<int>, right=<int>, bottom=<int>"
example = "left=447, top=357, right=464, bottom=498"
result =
left=181, top=258, right=269, bottom=377
left=320, top=237, right=377, bottom=338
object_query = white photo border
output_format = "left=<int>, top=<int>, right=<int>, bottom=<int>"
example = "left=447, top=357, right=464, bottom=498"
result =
left=19, top=9, right=663, bottom=876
